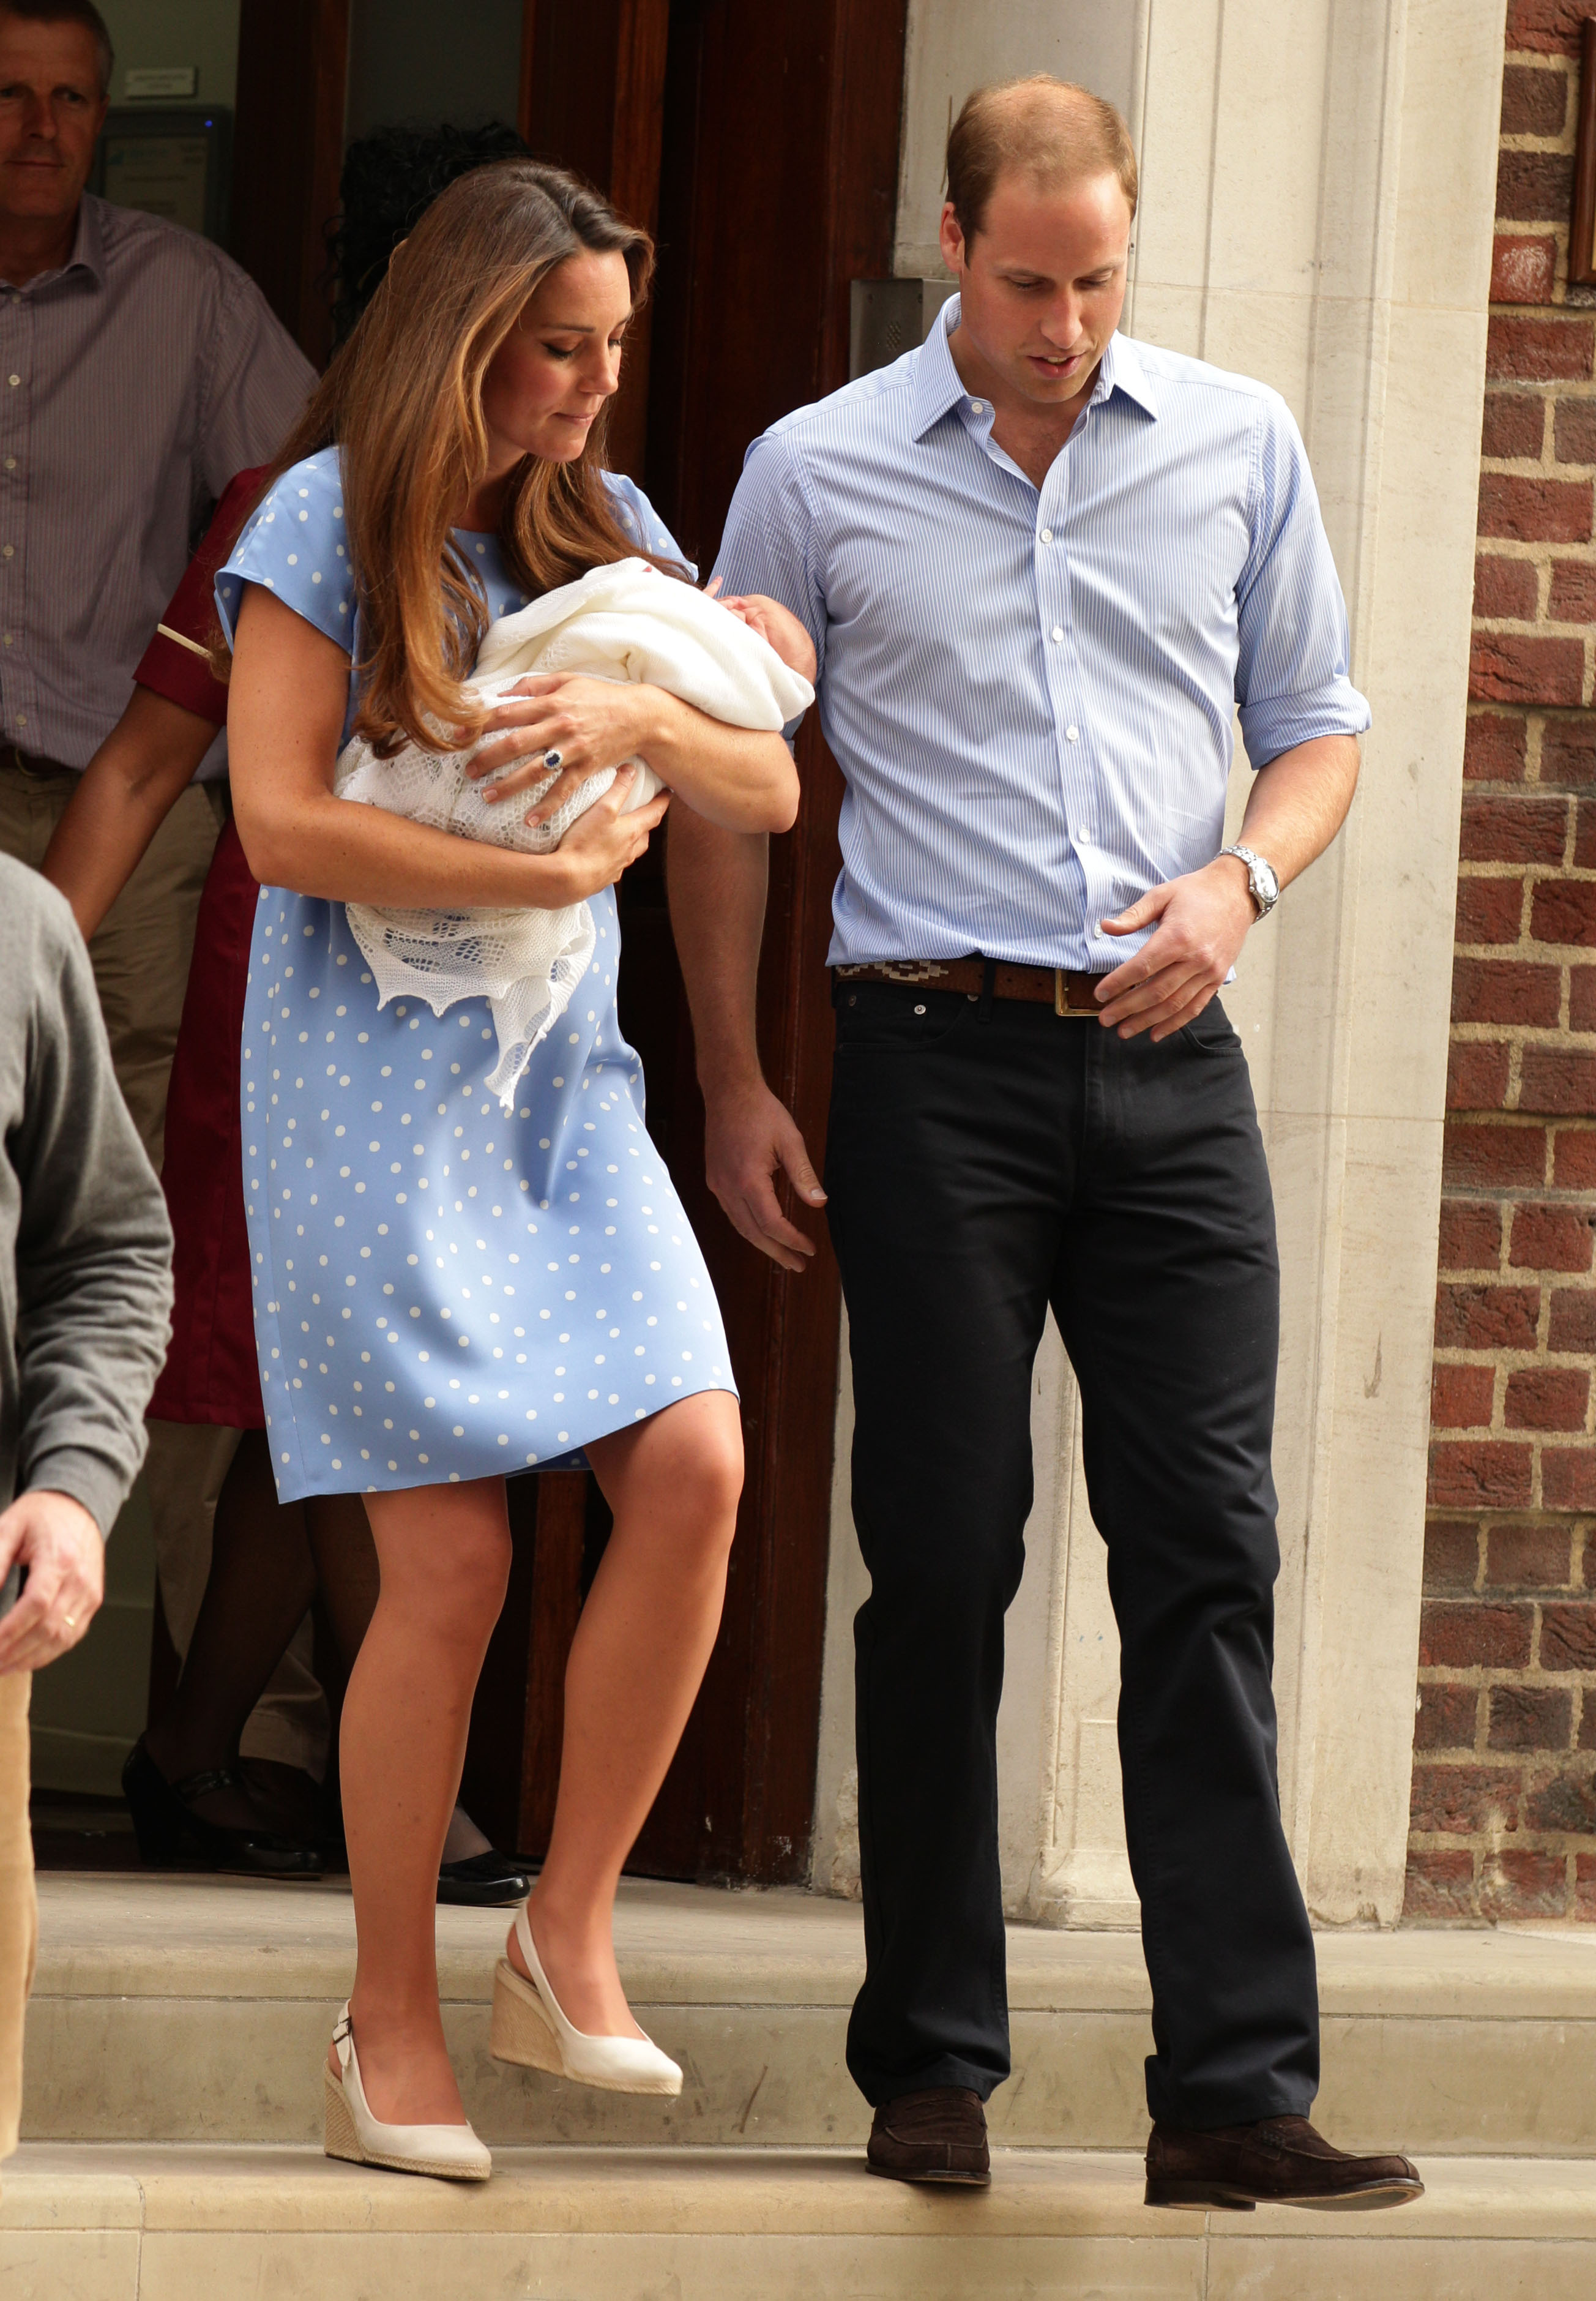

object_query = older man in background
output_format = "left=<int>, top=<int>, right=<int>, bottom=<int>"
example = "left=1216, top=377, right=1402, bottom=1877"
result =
left=0, top=851, right=173, bottom=2172
left=0, top=0, right=313, bottom=1797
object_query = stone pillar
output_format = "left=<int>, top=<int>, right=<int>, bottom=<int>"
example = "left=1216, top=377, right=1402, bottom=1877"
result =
left=809, top=0, right=1505, bottom=1930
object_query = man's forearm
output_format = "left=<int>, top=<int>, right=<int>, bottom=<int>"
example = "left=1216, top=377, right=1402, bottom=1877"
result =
left=1234, top=733, right=1360, bottom=891
left=666, top=808, right=770, bottom=1093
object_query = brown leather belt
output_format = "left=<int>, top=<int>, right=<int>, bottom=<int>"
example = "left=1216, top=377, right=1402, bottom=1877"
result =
left=833, top=959, right=1111, bottom=1016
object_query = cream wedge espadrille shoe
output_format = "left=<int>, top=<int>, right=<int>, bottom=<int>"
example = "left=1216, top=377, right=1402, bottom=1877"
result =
left=323, top=2003, right=491, bottom=2181
left=490, top=1901, right=682, bottom=2096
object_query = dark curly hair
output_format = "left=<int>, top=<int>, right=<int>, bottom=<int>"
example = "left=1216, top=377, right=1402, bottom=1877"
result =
left=327, top=119, right=532, bottom=346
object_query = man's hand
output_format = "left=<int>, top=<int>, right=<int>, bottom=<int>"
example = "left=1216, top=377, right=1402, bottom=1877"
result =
left=1095, top=855, right=1258, bottom=1040
left=0, top=1489, right=105, bottom=1677
left=703, top=1075, right=827, bottom=1273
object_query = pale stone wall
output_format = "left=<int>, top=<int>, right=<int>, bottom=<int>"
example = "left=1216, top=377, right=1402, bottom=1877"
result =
left=810, top=0, right=1505, bottom=1929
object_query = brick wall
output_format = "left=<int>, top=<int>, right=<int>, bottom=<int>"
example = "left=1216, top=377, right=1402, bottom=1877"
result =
left=1406, top=1, right=1596, bottom=1923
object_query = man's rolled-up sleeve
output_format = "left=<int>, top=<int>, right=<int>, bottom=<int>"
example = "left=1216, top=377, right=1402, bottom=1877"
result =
left=712, top=432, right=827, bottom=734
left=13, top=900, right=173, bottom=1536
left=1234, top=395, right=1371, bottom=768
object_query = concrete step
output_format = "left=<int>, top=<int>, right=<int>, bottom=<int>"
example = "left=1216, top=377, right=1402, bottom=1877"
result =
left=4, top=2142, right=1596, bottom=2299
left=23, top=1872, right=1596, bottom=2155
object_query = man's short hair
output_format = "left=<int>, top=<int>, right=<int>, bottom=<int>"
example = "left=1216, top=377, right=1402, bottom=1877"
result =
left=0, top=1, right=113, bottom=97
left=947, top=75, right=1138, bottom=242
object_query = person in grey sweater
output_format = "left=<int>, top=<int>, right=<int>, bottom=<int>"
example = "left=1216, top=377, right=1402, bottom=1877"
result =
left=0, top=852, right=173, bottom=2167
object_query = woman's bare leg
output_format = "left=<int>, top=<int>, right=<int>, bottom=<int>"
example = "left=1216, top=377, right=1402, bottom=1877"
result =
left=507, top=1388, right=743, bottom=2033
left=329, top=1475, right=511, bottom=2125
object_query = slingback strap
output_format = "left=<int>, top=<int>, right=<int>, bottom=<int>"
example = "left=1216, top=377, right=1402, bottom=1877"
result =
left=332, top=2001, right=353, bottom=2076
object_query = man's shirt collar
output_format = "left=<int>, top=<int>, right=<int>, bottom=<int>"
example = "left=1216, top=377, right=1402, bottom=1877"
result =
left=911, top=296, right=1160, bottom=441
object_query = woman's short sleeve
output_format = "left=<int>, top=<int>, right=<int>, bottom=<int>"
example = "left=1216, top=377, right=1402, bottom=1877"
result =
left=215, top=452, right=356, bottom=653
left=603, top=471, right=696, bottom=582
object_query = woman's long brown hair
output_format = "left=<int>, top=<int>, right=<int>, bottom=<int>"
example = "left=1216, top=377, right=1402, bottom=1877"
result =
left=244, top=160, right=666, bottom=757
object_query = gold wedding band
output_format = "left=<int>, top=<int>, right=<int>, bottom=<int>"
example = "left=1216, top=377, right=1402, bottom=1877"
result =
left=62, top=1614, right=76, bottom=1629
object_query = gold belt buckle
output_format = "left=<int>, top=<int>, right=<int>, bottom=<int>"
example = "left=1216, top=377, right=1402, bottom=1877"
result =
left=1054, top=968, right=1067, bottom=1017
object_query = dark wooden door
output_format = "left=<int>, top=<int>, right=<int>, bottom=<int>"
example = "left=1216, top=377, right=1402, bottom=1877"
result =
left=509, top=0, right=907, bottom=1883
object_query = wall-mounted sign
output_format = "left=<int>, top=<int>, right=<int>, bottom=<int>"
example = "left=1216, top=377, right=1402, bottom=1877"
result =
left=124, top=67, right=198, bottom=100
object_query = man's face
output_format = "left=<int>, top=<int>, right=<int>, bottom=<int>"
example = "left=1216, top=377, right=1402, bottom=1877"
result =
left=0, top=15, right=105, bottom=228
left=940, top=170, right=1132, bottom=408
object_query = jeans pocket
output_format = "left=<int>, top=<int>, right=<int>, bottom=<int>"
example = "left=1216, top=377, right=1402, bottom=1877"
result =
left=833, top=982, right=975, bottom=1052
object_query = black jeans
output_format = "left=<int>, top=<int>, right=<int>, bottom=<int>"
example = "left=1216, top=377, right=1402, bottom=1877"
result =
left=824, top=978, right=1319, bottom=2128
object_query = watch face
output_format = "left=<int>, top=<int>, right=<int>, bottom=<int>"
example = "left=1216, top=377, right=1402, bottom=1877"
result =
left=1256, top=858, right=1280, bottom=903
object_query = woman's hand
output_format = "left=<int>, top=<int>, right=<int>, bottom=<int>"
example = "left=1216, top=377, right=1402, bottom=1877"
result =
left=554, top=766, right=671, bottom=897
left=706, top=582, right=817, bottom=682
left=466, top=673, right=651, bottom=825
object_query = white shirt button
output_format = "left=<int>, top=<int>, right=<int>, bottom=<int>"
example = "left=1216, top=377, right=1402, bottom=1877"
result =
left=3, top=634, right=12, bottom=647
left=1040, top=527, right=1053, bottom=542
left=1050, top=625, right=1064, bottom=643
left=7, top=376, right=17, bottom=387
left=2, top=545, right=13, bottom=559
left=1078, top=826, right=1093, bottom=845
left=969, top=398, right=984, bottom=413
left=1066, top=725, right=1080, bottom=741
left=4, top=458, right=15, bottom=471
left=16, top=714, right=25, bottom=726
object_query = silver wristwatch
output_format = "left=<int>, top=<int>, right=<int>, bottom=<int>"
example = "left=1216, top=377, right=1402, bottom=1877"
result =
left=1219, top=843, right=1280, bottom=920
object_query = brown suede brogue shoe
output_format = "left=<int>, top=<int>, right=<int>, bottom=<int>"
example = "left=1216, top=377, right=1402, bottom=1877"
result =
left=1144, top=2114, right=1423, bottom=2212
left=867, top=2087, right=991, bottom=2186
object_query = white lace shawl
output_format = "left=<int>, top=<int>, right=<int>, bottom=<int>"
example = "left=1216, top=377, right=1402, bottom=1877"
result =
left=332, top=558, right=813, bottom=1107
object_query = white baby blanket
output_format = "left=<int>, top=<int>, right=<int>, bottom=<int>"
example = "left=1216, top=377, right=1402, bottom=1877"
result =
left=333, top=558, right=813, bottom=1107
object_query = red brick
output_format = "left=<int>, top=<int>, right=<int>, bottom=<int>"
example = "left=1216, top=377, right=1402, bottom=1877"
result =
left=1523, top=1763, right=1596, bottom=1831
left=1555, top=398, right=1596, bottom=464
left=1532, top=879, right=1596, bottom=944
left=1501, top=62, right=1570, bottom=136
left=1521, top=1050, right=1596, bottom=1115
left=1438, top=1200, right=1502, bottom=1271
left=1487, top=1522, right=1575, bottom=1585
left=1549, top=559, right=1596, bottom=621
left=1463, top=712, right=1528, bottom=782
left=1455, top=877, right=1526, bottom=943
left=1428, top=1442, right=1535, bottom=1510
left=1572, top=968, right=1596, bottom=1030
left=1540, top=1601, right=1596, bottom=1668
left=1481, top=1847, right=1569, bottom=1918
left=1470, top=631, right=1586, bottom=705
left=1578, top=798, right=1596, bottom=867
left=1548, top=1285, right=1596, bottom=1351
left=1576, top=1853, right=1596, bottom=1917
left=1510, top=1200, right=1595, bottom=1271
left=1581, top=1707, right=1596, bottom=1751
left=1419, top=1598, right=1534, bottom=1666
left=1545, top=1445, right=1596, bottom=1510
left=1403, top=1848, right=1477, bottom=1920
left=1447, top=1042, right=1510, bottom=1111
left=1488, top=314, right=1595, bottom=383
left=1475, top=553, right=1540, bottom=620
left=1497, top=149, right=1577, bottom=226
left=1479, top=473, right=1593, bottom=543
left=1416, top=1682, right=1480, bottom=1750
left=1408, top=1762, right=1520, bottom=1835
left=1486, top=393, right=1545, bottom=461
left=1555, top=1129, right=1596, bottom=1188
left=1490, top=1685, right=1575, bottom=1750
left=1508, top=1367, right=1590, bottom=1427
left=1434, top=1282, right=1541, bottom=1350
left=1442, top=1121, right=1548, bottom=1188
left=1462, top=797, right=1570, bottom=866
left=1451, top=956, right=1561, bottom=1022
left=1432, top=1361, right=1496, bottom=1427
left=1424, top=1521, right=1482, bottom=1592
left=1507, top=1, right=1591, bottom=55
left=1543, top=720, right=1596, bottom=785
left=1493, top=233, right=1557, bottom=305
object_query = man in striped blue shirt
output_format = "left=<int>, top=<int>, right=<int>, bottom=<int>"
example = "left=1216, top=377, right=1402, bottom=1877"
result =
left=669, top=76, right=1421, bottom=2210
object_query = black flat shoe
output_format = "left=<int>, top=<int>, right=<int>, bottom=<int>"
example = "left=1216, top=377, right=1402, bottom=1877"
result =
left=437, top=1849, right=532, bottom=1906
left=121, top=1737, right=323, bottom=1877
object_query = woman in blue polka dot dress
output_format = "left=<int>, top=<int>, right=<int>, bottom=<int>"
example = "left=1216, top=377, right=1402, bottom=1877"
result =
left=220, top=165, right=803, bottom=2178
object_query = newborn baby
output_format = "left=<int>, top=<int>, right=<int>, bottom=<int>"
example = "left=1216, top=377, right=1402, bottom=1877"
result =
left=333, top=559, right=814, bottom=1106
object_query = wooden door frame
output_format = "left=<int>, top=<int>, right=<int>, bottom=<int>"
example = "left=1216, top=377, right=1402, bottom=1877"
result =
left=231, top=0, right=349, bottom=367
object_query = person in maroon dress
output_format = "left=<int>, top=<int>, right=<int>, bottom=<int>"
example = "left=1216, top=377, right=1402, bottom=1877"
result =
left=39, top=126, right=539, bottom=1902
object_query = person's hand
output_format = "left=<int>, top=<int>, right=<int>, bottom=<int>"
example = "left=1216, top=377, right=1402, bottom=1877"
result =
left=553, top=767, right=670, bottom=899
left=703, top=1074, right=826, bottom=1272
left=1095, top=855, right=1258, bottom=1040
left=706, top=581, right=818, bottom=683
left=465, top=674, right=654, bottom=824
left=0, top=1489, right=105, bottom=1677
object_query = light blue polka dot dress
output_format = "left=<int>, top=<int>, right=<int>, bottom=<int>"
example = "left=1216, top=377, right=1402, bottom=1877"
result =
left=216, top=452, right=736, bottom=1502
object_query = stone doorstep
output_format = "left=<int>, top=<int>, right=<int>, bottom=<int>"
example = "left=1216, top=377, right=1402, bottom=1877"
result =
left=21, top=1874, right=1596, bottom=2155
left=4, top=2147, right=1596, bottom=2301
